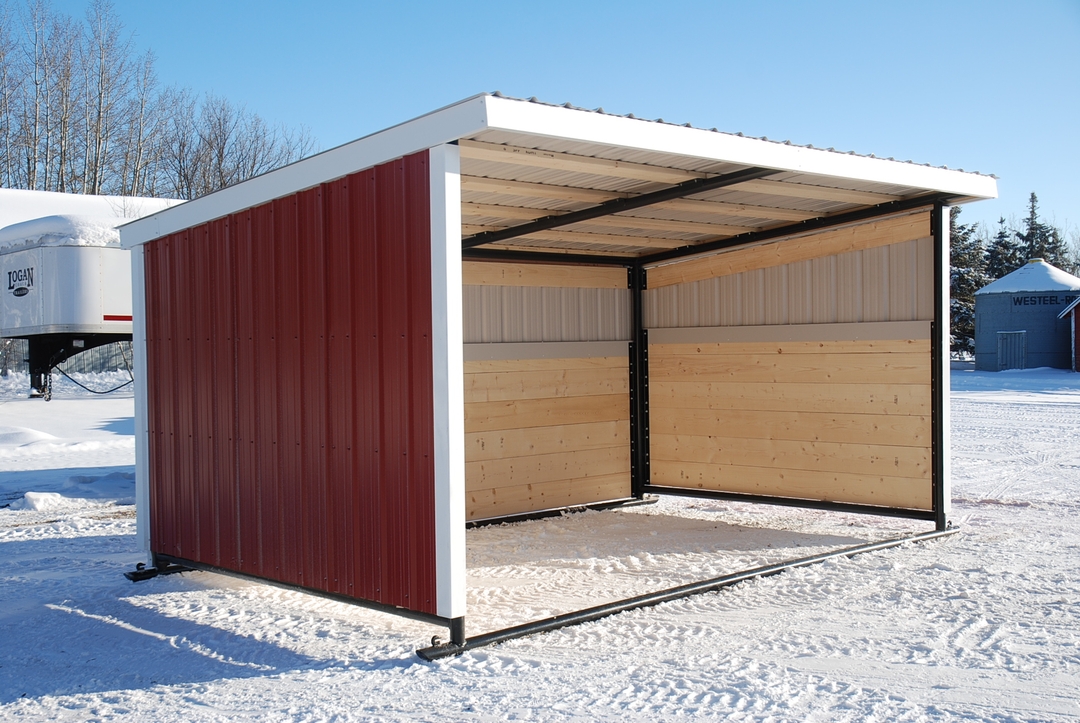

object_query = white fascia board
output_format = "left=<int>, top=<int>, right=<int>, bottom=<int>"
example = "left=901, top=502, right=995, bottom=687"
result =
left=120, top=95, right=491, bottom=248
left=130, top=244, right=152, bottom=559
left=429, top=144, right=466, bottom=620
left=482, top=96, right=999, bottom=201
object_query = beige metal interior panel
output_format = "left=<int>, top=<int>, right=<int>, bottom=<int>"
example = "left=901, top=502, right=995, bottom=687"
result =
left=644, top=237, right=932, bottom=328
left=463, top=349, right=631, bottom=521
left=647, top=210, right=931, bottom=287
left=463, top=285, right=631, bottom=343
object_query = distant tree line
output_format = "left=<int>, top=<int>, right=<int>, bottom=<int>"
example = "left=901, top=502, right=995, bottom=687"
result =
left=950, top=193, right=1077, bottom=355
left=0, top=0, right=316, bottom=200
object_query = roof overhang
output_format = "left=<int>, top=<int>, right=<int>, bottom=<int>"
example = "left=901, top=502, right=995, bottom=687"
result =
left=120, top=93, right=998, bottom=259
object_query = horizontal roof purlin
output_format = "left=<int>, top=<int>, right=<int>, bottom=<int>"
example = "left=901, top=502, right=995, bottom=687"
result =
left=120, top=93, right=998, bottom=249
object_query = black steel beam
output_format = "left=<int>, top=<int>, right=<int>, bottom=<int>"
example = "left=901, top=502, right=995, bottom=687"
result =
left=461, top=167, right=777, bottom=250
left=638, top=192, right=956, bottom=266
left=629, top=264, right=650, bottom=498
left=151, top=554, right=453, bottom=627
left=462, top=247, right=636, bottom=267
left=466, top=496, right=657, bottom=529
left=931, top=203, right=949, bottom=531
left=416, top=527, right=959, bottom=660
left=643, top=485, right=938, bottom=521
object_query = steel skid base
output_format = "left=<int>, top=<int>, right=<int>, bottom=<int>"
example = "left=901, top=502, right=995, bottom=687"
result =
left=123, top=561, right=192, bottom=582
left=416, top=526, right=958, bottom=661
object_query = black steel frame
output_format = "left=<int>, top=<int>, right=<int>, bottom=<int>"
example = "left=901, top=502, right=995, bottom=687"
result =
left=417, top=527, right=959, bottom=660
left=461, top=167, right=777, bottom=250
left=628, top=264, right=650, bottom=498
left=148, top=553, right=455, bottom=628
left=931, top=202, right=949, bottom=531
left=464, top=189, right=955, bottom=521
left=465, top=495, right=656, bottom=529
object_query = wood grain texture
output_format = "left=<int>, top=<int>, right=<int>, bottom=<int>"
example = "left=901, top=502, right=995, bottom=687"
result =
left=649, top=406, right=930, bottom=446
left=466, top=446, right=630, bottom=491
left=647, top=335, right=932, bottom=509
left=467, top=420, right=629, bottom=462
left=465, top=365, right=629, bottom=403
left=650, top=351, right=930, bottom=385
left=650, top=461, right=931, bottom=510
left=651, top=434, right=930, bottom=479
left=650, top=380, right=930, bottom=416
left=463, top=354, right=631, bottom=520
left=648, top=211, right=931, bottom=288
left=467, top=474, right=631, bottom=521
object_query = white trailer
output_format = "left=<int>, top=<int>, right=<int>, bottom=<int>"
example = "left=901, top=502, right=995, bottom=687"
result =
left=0, top=191, right=181, bottom=395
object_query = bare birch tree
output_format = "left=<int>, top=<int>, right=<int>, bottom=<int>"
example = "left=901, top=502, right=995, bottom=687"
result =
left=0, top=0, right=317, bottom=199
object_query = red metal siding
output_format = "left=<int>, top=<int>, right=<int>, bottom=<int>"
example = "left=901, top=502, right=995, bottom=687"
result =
left=1074, top=312, right=1079, bottom=372
left=143, top=151, right=437, bottom=615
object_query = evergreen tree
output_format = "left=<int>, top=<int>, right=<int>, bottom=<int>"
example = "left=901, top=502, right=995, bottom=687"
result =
left=1015, top=192, right=1069, bottom=268
left=949, top=207, right=988, bottom=355
left=986, top=216, right=1024, bottom=279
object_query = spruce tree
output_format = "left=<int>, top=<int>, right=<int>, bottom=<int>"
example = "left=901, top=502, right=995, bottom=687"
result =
left=949, top=207, right=988, bottom=355
left=1015, top=193, right=1069, bottom=268
left=986, top=217, right=1024, bottom=279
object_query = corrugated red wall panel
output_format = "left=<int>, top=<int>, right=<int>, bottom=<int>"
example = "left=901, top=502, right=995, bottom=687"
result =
left=143, top=151, right=438, bottom=615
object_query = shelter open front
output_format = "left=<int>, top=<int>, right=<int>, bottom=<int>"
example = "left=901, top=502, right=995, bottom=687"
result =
left=119, top=93, right=993, bottom=654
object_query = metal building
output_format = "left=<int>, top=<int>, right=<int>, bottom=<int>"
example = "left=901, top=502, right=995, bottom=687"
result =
left=119, top=93, right=997, bottom=654
left=974, top=259, right=1080, bottom=371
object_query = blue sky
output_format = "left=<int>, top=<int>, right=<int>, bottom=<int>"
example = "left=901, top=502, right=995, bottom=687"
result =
left=54, top=0, right=1080, bottom=235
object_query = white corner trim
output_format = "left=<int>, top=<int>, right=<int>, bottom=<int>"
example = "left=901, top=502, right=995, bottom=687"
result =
left=130, top=244, right=152, bottom=559
left=648, top=321, right=932, bottom=345
left=482, top=96, right=998, bottom=201
left=120, top=96, right=489, bottom=248
left=464, top=341, right=629, bottom=361
left=429, top=144, right=466, bottom=620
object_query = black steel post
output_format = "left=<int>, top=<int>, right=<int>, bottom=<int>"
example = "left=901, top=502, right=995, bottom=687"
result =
left=450, top=617, right=465, bottom=646
left=628, top=264, right=650, bottom=499
left=931, top=203, right=949, bottom=531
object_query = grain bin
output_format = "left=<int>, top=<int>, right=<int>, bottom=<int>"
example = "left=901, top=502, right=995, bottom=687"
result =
left=974, top=259, right=1080, bottom=371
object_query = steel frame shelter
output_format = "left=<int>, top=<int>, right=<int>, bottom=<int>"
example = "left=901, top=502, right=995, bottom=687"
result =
left=121, top=93, right=997, bottom=653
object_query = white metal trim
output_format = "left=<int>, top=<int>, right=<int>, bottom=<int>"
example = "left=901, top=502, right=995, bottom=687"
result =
left=130, top=245, right=152, bottom=559
left=429, top=144, right=466, bottom=620
left=121, top=93, right=999, bottom=251
left=648, top=321, right=931, bottom=345
left=481, top=96, right=998, bottom=201
left=119, top=96, right=490, bottom=248
left=464, top=340, right=629, bottom=361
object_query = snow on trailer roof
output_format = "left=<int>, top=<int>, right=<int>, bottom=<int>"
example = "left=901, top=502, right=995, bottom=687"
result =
left=120, top=93, right=998, bottom=257
left=0, top=188, right=180, bottom=235
left=975, top=259, right=1080, bottom=295
left=0, top=214, right=134, bottom=253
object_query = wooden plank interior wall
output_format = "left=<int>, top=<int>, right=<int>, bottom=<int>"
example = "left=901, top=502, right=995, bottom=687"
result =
left=645, top=210, right=934, bottom=511
left=463, top=354, right=631, bottom=520
left=648, top=335, right=932, bottom=509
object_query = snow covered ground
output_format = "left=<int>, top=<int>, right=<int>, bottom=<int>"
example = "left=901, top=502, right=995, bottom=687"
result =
left=1, top=366, right=1078, bottom=721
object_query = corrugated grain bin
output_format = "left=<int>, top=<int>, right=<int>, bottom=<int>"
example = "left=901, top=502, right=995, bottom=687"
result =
left=974, top=259, right=1080, bottom=371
